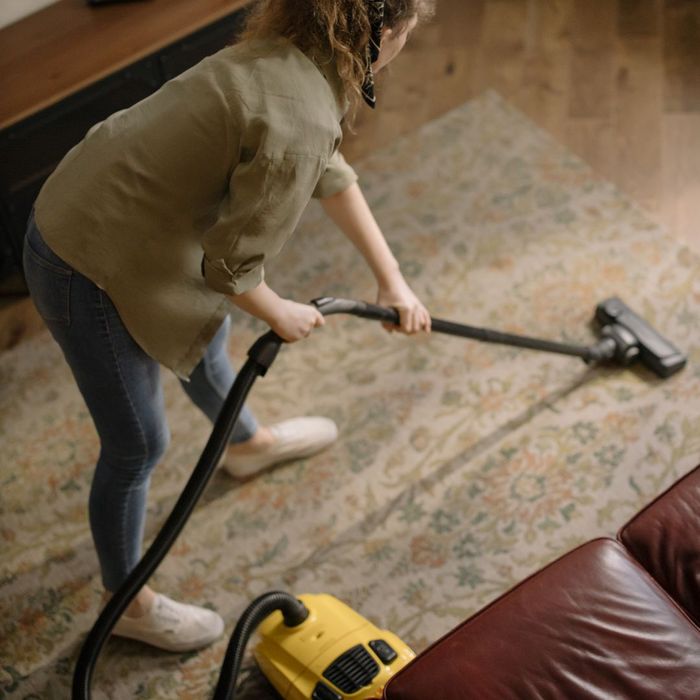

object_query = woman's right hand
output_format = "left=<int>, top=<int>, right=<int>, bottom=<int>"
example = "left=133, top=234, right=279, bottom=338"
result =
left=227, top=282, right=324, bottom=342
left=267, top=298, right=325, bottom=342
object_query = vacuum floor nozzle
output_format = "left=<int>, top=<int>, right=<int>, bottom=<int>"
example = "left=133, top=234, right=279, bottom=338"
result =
left=595, top=297, right=687, bottom=377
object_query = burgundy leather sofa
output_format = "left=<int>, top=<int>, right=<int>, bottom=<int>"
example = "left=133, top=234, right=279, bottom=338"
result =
left=383, top=464, right=700, bottom=699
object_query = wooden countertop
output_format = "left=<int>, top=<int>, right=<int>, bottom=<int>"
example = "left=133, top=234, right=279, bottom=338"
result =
left=0, top=0, right=249, bottom=130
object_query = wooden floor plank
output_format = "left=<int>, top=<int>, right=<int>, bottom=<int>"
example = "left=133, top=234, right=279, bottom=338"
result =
left=568, top=0, right=617, bottom=118
left=663, top=0, right=700, bottom=112
left=617, top=0, right=662, bottom=36
left=614, top=35, right=663, bottom=214
left=518, top=0, right=573, bottom=142
left=565, top=117, right=618, bottom=179
left=473, top=0, right=529, bottom=98
left=661, top=113, right=700, bottom=247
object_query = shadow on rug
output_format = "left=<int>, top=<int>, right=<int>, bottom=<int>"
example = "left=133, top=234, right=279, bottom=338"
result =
left=2, top=91, right=699, bottom=699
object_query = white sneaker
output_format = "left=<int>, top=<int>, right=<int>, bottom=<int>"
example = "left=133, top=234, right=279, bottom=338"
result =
left=223, top=416, right=338, bottom=479
left=112, top=593, right=224, bottom=652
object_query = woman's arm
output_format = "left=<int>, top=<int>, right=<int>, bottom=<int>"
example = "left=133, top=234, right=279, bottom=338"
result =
left=320, top=182, right=431, bottom=334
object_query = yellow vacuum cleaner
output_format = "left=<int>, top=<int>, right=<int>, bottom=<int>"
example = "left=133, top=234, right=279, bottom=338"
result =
left=253, top=593, right=413, bottom=699
left=208, top=589, right=414, bottom=700
left=73, top=296, right=686, bottom=700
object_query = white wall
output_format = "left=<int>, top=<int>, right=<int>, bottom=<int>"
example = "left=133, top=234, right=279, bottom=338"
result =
left=0, top=0, right=60, bottom=30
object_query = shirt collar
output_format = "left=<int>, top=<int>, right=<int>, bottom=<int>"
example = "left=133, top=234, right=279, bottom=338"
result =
left=264, top=35, right=349, bottom=123
left=314, top=54, right=350, bottom=121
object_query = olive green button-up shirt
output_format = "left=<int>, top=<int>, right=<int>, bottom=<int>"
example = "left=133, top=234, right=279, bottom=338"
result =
left=34, top=36, right=358, bottom=378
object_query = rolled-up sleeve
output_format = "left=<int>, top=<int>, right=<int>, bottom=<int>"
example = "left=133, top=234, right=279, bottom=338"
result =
left=312, top=149, right=358, bottom=199
left=202, top=148, right=326, bottom=296
left=201, top=254, right=264, bottom=297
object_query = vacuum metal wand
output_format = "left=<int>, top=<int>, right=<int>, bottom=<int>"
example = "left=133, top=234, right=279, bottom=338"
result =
left=313, top=297, right=614, bottom=365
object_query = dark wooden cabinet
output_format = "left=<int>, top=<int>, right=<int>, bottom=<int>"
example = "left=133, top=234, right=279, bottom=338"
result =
left=0, top=59, right=162, bottom=275
left=159, top=12, right=245, bottom=81
left=0, top=7, right=247, bottom=285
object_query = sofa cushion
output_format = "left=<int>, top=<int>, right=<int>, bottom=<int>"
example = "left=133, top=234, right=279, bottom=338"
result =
left=383, top=539, right=700, bottom=700
left=618, top=464, right=700, bottom=625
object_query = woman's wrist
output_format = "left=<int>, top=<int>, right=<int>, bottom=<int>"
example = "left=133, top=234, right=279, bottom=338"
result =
left=376, top=261, right=405, bottom=291
left=228, top=281, right=282, bottom=326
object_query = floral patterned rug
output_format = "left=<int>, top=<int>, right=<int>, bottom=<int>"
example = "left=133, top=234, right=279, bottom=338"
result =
left=2, top=91, right=699, bottom=699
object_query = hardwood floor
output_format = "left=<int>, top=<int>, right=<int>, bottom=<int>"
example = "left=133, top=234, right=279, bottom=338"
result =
left=345, top=0, right=700, bottom=249
left=1, top=0, right=698, bottom=351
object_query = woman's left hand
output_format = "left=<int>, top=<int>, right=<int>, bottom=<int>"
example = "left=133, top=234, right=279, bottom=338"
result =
left=376, top=276, right=431, bottom=335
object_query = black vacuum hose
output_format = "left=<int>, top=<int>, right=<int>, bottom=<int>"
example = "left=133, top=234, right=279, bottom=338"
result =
left=72, top=331, right=284, bottom=700
left=212, top=591, right=309, bottom=700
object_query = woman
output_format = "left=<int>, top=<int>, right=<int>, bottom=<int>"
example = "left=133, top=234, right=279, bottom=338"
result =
left=23, top=0, right=435, bottom=652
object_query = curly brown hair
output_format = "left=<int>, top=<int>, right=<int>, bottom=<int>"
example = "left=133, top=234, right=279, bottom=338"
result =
left=242, top=0, right=435, bottom=107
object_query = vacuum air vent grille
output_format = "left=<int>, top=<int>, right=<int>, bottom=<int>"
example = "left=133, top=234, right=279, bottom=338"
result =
left=323, top=643, right=380, bottom=693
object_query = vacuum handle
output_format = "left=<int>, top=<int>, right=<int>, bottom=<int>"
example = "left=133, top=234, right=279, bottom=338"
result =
left=312, top=296, right=400, bottom=324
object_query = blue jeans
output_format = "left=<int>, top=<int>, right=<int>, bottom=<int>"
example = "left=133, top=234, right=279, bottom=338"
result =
left=23, top=209, right=258, bottom=591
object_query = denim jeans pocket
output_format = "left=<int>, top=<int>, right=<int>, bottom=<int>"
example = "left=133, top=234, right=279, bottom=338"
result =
left=23, top=224, right=72, bottom=326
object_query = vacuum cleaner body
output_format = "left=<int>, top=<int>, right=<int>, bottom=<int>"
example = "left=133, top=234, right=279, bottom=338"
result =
left=254, top=594, right=415, bottom=699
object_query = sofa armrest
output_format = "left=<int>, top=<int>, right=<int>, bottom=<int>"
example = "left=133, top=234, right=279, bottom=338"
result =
left=618, top=464, right=700, bottom=625
left=383, top=539, right=700, bottom=700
